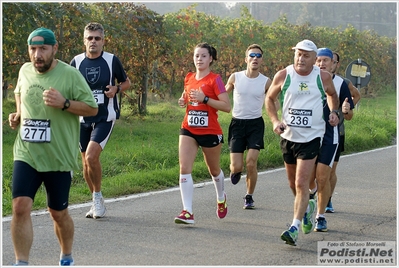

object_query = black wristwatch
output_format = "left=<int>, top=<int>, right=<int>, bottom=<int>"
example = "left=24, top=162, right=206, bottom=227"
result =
left=203, top=96, right=209, bottom=104
left=62, top=99, right=70, bottom=111
left=117, top=85, right=121, bottom=93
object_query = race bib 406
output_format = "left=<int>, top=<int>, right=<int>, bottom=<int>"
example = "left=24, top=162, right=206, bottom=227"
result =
left=187, top=110, right=209, bottom=127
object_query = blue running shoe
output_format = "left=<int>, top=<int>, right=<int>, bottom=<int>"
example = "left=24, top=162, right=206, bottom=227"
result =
left=230, top=172, right=242, bottom=185
left=280, top=226, right=298, bottom=246
left=243, top=195, right=255, bottom=209
left=325, top=199, right=334, bottom=213
left=314, top=217, right=328, bottom=232
left=59, top=258, right=74, bottom=266
left=12, top=262, right=28, bottom=266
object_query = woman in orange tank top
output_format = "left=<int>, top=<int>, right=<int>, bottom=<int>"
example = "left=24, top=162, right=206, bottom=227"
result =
left=174, top=43, right=231, bottom=224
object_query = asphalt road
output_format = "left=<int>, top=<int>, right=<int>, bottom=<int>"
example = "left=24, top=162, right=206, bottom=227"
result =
left=2, top=146, right=397, bottom=267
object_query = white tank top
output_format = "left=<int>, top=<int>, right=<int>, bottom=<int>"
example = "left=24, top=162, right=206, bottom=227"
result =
left=280, top=65, right=326, bottom=142
left=232, top=70, right=269, bottom=119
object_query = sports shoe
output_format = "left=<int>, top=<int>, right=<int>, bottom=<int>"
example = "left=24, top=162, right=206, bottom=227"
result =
left=85, top=205, right=94, bottom=218
left=93, top=197, right=106, bottom=219
left=314, top=217, right=328, bottom=232
left=174, top=210, right=194, bottom=224
left=325, top=199, right=335, bottom=213
left=302, top=198, right=316, bottom=234
left=230, top=172, right=242, bottom=185
left=12, top=262, right=28, bottom=266
left=280, top=226, right=298, bottom=246
left=243, top=195, right=255, bottom=209
left=59, top=258, right=74, bottom=266
left=217, top=193, right=228, bottom=219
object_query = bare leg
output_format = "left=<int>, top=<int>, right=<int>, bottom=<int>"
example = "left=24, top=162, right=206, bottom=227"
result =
left=202, top=144, right=223, bottom=177
left=11, top=197, right=34, bottom=263
left=245, top=149, right=260, bottom=195
left=329, top=161, right=339, bottom=198
left=81, top=152, right=93, bottom=193
left=316, top=163, right=333, bottom=215
left=284, top=163, right=297, bottom=196
left=229, top=152, right=244, bottom=175
left=83, top=141, right=103, bottom=193
left=293, top=158, right=317, bottom=222
left=49, top=208, right=74, bottom=256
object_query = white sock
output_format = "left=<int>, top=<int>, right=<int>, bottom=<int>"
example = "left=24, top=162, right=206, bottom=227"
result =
left=292, top=219, right=301, bottom=230
left=316, top=213, right=325, bottom=219
left=179, top=174, right=193, bottom=214
left=212, top=169, right=225, bottom=202
left=93, top=191, right=102, bottom=199
left=310, top=186, right=317, bottom=194
left=60, top=253, right=73, bottom=261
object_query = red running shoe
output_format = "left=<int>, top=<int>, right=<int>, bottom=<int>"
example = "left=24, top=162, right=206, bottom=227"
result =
left=174, top=210, right=194, bottom=224
left=217, top=193, right=228, bottom=219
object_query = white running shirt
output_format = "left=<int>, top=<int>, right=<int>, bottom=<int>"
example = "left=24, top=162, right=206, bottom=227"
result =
left=232, top=71, right=269, bottom=119
left=280, top=65, right=326, bottom=143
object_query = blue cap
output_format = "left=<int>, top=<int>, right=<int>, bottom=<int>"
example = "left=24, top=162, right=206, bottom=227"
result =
left=317, top=48, right=333, bottom=59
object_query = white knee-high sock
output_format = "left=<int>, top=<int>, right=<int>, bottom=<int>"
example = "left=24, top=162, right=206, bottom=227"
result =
left=179, top=174, right=193, bottom=214
left=212, top=169, right=225, bottom=202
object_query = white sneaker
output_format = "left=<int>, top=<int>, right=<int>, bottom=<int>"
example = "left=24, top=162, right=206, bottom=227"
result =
left=85, top=204, right=94, bottom=218
left=93, top=196, right=106, bottom=219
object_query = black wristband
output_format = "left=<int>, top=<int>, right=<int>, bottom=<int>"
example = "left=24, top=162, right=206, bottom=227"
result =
left=117, top=85, right=121, bottom=93
left=203, top=96, right=209, bottom=104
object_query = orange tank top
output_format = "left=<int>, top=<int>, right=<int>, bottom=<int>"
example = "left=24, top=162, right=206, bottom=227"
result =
left=181, top=72, right=227, bottom=135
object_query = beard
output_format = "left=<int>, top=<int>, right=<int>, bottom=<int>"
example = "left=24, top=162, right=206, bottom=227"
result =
left=34, top=58, right=53, bottom=73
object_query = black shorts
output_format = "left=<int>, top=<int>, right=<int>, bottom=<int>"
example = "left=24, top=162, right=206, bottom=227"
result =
left=228, top=117, right=265, bottom=153
left=180, top=128, right=224, bottom=148
left=317, top=143, right=339, bottom=168
left=280, top=137, right=321, bottom=164
left=334, top=135, right=345, bottom=162
left=80, top=120, right=115, bottom=152
left=12, top=161, right=72, bottom=211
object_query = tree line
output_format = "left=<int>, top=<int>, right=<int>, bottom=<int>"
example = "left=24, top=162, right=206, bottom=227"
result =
left=143, top=2, right=397, bottom=38
left=2, top=3, right=396, bottom=114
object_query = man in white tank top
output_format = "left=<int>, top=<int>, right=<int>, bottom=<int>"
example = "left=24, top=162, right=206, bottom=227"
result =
left=225, top=44, right=272, bottom=209
left=265, top=39, right=339, bottom=246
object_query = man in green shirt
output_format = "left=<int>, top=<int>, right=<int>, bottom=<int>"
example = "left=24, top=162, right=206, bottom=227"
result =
left=8, top=27, right=98, bottom=266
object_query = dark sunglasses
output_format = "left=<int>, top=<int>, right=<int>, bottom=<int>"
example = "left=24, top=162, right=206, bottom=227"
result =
left=249, top=53, right=262, bottom=58
left=86, top=36, right=102, bottom=41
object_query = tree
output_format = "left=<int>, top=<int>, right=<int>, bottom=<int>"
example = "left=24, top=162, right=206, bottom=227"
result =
left=2, top=2, right=396, bottom=105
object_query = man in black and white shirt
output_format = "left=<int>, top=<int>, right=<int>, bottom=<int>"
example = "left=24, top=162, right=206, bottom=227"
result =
left=70, top=22, right=130, bottom=219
